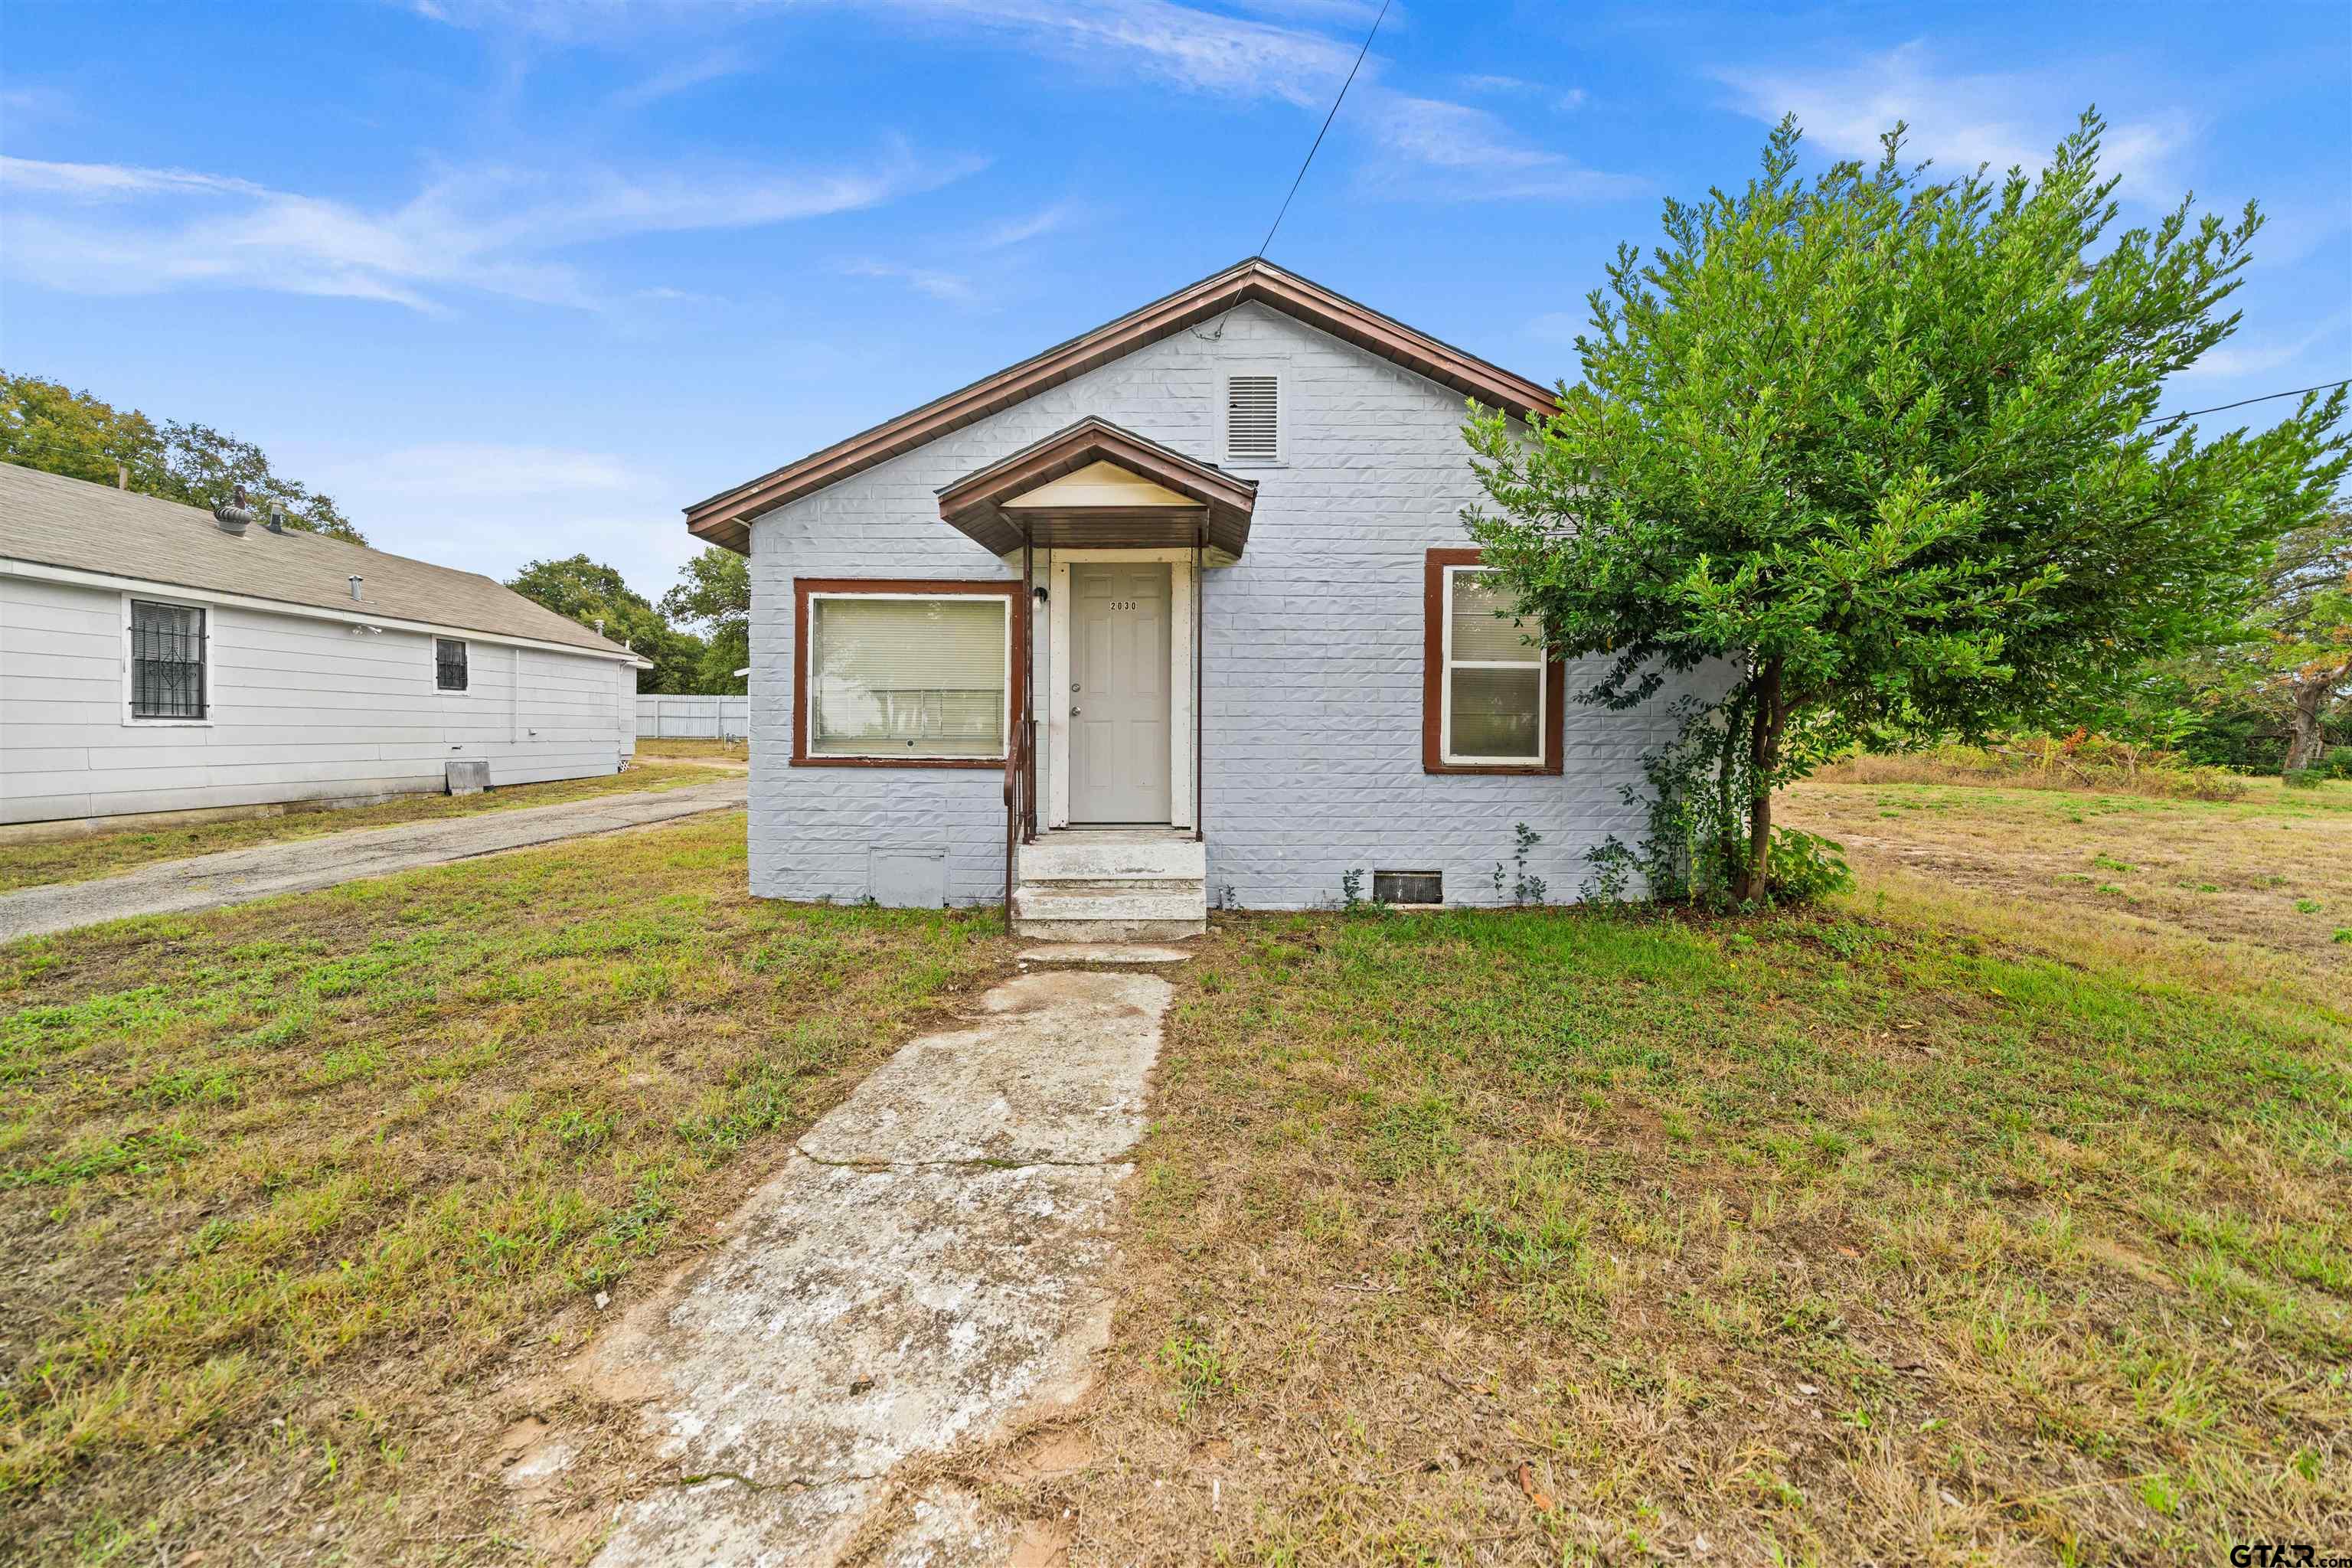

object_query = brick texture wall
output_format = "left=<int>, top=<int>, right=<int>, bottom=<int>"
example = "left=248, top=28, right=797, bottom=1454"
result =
left=746, top=302, right=1706, bottom=910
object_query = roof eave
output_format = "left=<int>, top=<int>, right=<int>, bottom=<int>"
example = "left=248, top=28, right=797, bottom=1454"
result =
left=683, top=259, right=1553, bottom=553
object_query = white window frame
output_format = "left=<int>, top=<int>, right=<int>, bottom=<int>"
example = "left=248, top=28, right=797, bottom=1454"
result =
left=804, top=590, right=1013, bottom=762
left=120, top=591, right=214, bottom=728
left=1220, top=364, right=1285, bottom=468
left=1439, top=564, right=1545, bottom=767
left=434, top=636, right=470, bottom=694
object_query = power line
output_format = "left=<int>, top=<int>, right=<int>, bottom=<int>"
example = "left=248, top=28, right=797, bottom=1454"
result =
left=1256, top=0, right=1391, bottom=260
left=2140, top=378, right=2349, bottom=426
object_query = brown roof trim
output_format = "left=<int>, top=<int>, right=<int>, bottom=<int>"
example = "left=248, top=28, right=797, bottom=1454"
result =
left=936, top=416, right=1256, bottom=558
left=684, top=257, right=1557, bottom=554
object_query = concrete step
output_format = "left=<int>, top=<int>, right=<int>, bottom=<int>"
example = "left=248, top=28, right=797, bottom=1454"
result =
left=1012, top=883, right=1205, bottom=923
left=1012, top=914, right=1207, bottom=942
left=1018, top=833, right=1205, bottom=883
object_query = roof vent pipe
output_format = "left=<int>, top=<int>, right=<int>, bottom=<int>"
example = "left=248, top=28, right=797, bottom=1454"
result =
left=213, top=485, right=253, bottom=535
left=348, top=575, right=364, bottom=602
left=266, top=505, right=287, bottom=534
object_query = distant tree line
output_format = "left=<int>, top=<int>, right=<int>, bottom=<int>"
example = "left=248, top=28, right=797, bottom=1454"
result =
left=2, top=371, right=366, bottom=542
left=1, top=370, right=750, bottom=697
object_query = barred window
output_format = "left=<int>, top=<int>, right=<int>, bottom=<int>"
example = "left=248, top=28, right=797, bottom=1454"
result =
left=129, top=600, right=207, bottom=720
left=435, top=637, right=469, bottom=691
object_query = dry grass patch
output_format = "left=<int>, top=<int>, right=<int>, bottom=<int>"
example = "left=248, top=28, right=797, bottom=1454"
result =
left=0, top=763, right=727, bottom=893
left=632, top=737, right=749, bottom=763
left=1780, top=775, right=2352, bottom=988
left=0, top=813, right=1014, bottom=1564
left=1059, top=890, right=2348, bottom=1564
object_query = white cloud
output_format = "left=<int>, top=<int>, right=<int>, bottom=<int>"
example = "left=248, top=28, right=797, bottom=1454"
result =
left=300, top=439, right=698, bottom=596
left=976, top=198, right=1080, bottom=248
left=0, top=144, right=985, bottom=312
left=843, top=259, right=979, bottom=303
left=410, top=0, right=1361, bottom=106
left=881, top=0, right=1359, bottom=106
left=1455, top=73, right=1535, bottom=94
left=1357, top=93, right=1645, bottom=203
left=2170, top=309, right=2350, bottom=383
left=608, top=47, right=753, bottom=109
left=1711, top=42, right=2195, bottom=198
left=1554, top=87, right=1586, bottom=112
left=401, top=0, right=1639, bottom=208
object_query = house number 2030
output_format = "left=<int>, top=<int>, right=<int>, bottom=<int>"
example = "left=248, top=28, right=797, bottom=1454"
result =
left=1109, top=599, right=1138, bottom=611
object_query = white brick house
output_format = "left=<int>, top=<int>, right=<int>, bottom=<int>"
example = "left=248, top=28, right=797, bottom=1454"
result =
left=687, top=259, right=1698, bottom=936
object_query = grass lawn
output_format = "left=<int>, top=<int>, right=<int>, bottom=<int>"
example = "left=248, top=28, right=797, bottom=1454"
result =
left=0, top=763, right=731, bottom=895
left=1782, top=775, right=2352, bottom=991
left=2, top=780, right=2345, bottom=1565
left=0, top=815, right=1013, bottom=1564
left=1037, top=783, right=2350, bottom=1565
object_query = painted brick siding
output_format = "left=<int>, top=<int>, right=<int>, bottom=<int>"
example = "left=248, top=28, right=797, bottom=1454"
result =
left=745, top=302, right=1704, bottom=909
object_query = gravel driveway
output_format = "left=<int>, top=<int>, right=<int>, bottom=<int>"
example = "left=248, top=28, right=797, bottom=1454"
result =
left=0, top=776, right=747, bottom=945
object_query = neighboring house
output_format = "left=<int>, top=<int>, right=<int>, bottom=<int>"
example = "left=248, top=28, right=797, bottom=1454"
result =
left=686, top=258, right=1703, bottom=936
left=0, top=464, right=645, bottom=828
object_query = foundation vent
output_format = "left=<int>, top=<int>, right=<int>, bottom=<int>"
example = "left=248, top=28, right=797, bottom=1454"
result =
left=1374, top=870, right=1442, bottom=906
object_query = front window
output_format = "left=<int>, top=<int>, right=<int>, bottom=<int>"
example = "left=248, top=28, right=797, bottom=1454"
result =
left=436, top=637, right=469, bottom=691
left=1442, top=567, right=1544, bottom=764
left=129, top=599, right=206, bottom=720
left=808, top=593, right=1009, bottom=759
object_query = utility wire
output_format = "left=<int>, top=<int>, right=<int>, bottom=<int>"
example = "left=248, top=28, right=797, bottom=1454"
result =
left=1256, top=0, right=1391, bottom=260
left=2139, top=377, right=2349, bottom=425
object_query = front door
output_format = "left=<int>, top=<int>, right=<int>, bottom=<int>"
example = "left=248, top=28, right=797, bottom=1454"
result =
left=1070, top=562, right=1171, bottom=823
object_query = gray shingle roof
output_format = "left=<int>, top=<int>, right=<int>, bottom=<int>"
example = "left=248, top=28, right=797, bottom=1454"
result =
left=0, top=463, right=633, bottom=658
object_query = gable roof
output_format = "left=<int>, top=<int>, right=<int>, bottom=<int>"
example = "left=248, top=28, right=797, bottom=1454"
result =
left=0, top=463, right=635, bottom=659
left=936, top=416, right=1258, bottom=558
left=684, top=256, right=1557, bottom=554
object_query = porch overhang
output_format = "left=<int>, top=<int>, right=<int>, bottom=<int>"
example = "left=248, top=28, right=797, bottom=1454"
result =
left=937, top=417, right=1256, bottom=559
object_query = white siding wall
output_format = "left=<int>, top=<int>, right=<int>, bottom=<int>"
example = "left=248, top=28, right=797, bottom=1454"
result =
left=0, top=575, right=636, bottom=825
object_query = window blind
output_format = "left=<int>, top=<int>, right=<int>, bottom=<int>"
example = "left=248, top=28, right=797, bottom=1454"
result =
left=810, top=595, right=1008, bottom=757
left=1446, top=570, right=1541, bottom=761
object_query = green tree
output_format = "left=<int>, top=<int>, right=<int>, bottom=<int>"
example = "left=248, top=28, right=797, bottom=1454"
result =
left=2182, top=510, right=2352, bottom=773
left=0, top=373, right=171, bottom=492
left=660, top=547, right=751, bottom=695
left=1, top=371, right=368, bottom=543
left=156, top=420, right=364, bottom=543
left=506, top=554, right=706, bottom=694
left=1464, top=111, right=2347, bottom=904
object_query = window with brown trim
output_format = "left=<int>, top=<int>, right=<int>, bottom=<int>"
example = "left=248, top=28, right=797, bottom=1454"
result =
left=791, top=579, right=1024, bottom=768
left=1422, top=548, right=1564, bottom=776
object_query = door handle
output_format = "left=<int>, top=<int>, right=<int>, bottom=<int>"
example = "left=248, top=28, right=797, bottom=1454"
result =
left=1070, top=706, right=1082, bottom=716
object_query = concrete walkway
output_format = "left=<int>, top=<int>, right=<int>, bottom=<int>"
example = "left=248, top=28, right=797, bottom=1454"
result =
left=570, top=955, right=1180, bottom=1566
left=0, top=776, right=747, bottom=944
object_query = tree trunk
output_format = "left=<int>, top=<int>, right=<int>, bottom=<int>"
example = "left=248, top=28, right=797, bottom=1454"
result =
left=2283, top=678, right=2329, bottom=773
left=1735, top=658, right=1785, bottom=906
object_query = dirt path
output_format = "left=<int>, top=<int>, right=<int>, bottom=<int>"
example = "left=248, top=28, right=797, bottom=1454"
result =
left=547, top=952, right=1182, bottom=1566
left=0, top=776, right=747, bottom=944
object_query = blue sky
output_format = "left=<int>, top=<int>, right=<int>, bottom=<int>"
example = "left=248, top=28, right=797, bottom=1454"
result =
left=4, top=1, right=2346, bottom=601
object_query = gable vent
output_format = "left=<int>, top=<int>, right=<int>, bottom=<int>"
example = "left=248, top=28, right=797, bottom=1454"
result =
left=1226, top=374, right=1279, bottom=463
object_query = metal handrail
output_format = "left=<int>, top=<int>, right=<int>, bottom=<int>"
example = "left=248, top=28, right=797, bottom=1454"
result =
left=1002, top=720, right=1024, bottom=933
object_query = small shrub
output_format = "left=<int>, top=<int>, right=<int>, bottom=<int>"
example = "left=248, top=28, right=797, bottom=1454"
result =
left=2321, top=746, right=2352, bottom=780
left=2282, top=768, right=2324, bottom=790
left=1766, top=828, right=1851, bottom=904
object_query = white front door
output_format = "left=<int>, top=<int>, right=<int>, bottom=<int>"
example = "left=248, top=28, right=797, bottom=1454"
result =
left=1070, top=562, right=1172, bottom=824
